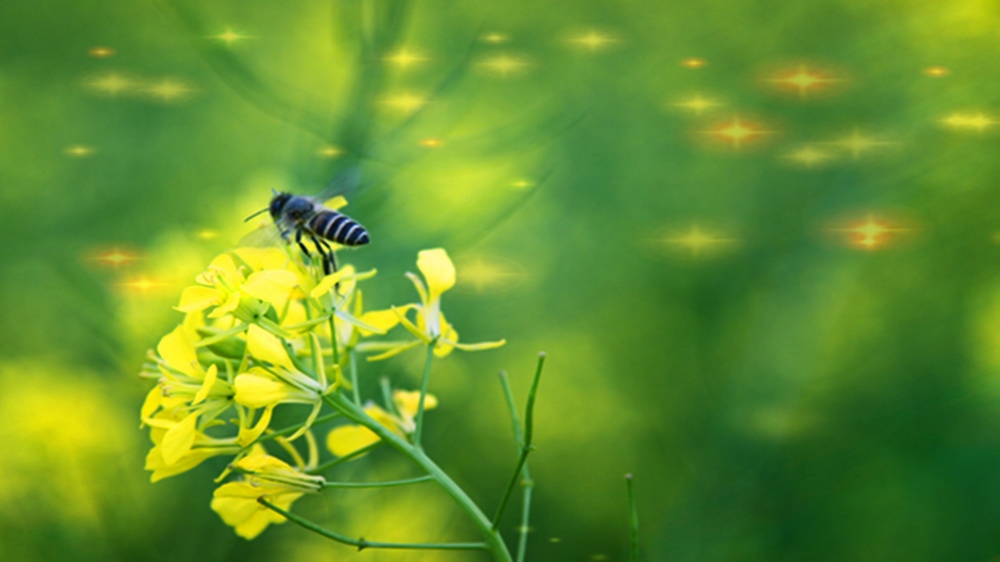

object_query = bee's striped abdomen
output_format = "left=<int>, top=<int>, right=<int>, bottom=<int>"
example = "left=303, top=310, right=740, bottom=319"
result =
left=308, top=210, right=370, bottom=246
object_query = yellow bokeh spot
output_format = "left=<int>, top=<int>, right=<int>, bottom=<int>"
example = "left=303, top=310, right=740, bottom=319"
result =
left=142, top=78, right=197, bottom=103
left=64, top=145, right=96, bottom=157
left=478, top=53, right=531, bottom=77
left=568, top=30, right=619, bottom=52
left=381, top=92, right=427, bottom=114
left=212, top=29, right=252, bottom=45
left=88, top=46, right=116, bottom=58
left=383, top=48, right=428, bottom=69
left=662, top=224, right=736, bottom=258
left=673, top=94, right=723, bottom=115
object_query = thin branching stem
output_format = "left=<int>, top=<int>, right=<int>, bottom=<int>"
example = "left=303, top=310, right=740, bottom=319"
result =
left=322, top=393, right=512, bottom=562
left=492, top=353, right=546, bottom=532
left=308, top=441, right=381, bottom=474
left=258, top=498, right=487, bottom=551
left=498, top=371, right=534, bottom=562
left=349, top=348, right=361, bottom=405
left=323, top=475, right=432, bottom=488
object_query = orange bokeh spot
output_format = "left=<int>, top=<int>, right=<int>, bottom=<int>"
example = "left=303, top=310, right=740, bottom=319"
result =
left=763, top=63, right=846, bottom=98
left=830, top=214, right=911, bottom=250
left=89, top=247, right=140, bottom=268
left=700, top=116, right=777, bottom=150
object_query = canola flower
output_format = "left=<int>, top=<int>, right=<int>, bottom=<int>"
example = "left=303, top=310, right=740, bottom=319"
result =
left=138, top=243, right=548, bottom=562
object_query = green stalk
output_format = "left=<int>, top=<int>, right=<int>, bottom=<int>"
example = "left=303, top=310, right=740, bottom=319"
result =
left=412, top=339, right=437, bottom=448
left=626, top=474, right=639, bottom=562
left=328, top=316, right=340, bottom=366
left=498, top=371, right=534, bottom=562
left=323, top=393, right=513, bottom=562
left=258, top=498, right=486, bottom=551
left=308, top=441, right=381, bottom=474
left=349, top=348, right=360, bottom=405
left=491, top=353, right=545, bottom=531
left=323, top=475, right=432, bottom=488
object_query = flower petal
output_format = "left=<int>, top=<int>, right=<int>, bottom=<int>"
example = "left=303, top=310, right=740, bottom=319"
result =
left=192, top=365, right=218, bottom=405
left=242, top=270, right=298, bottom=304
left=157, top=325, right=198, bottom=375
left=160, top=412, right=198, bottom=466
left=310, top=270, right=347, bottom=299
left=326, top=424, right=380, bottom=457
left=234, top=247, right=289, bottom=272
left=141, top=387, right=163, bottom=421
left=234, top=373, right=288, bottom=409
left=358, top=309, right=400, bottom=336
left=238, top=405, right=275, bottom=446
left=210, top=292, right=242, bottom=319
left=177, top=286, right=223, bottom=313
left=393, top=390, right=438, bottom=420
left=449, top=339, right=507, bottom=352
left=416, top=248, right=455, bottom=302
left=246, top=324, right=295, bottom=370
left=365, top=340, right=421, bottom=362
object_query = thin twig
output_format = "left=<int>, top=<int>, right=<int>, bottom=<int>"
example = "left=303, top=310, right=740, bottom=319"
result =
left=498, top=371, right=535, bottom=562
left=308, top=441, right=381, bottom=474
left=323, top=475, right=432, bottom=488
left=413, top=339, right=438, bottom=448
left=258, top=497, right=487, bottom=551
left=491, top=352, right=546, bottom=531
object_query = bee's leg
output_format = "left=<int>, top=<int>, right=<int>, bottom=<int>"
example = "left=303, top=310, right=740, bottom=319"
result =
left=311, top=235, right=337, bottom=276
left=295, top=228, right=314, bottom=264
left=317, top=238, right=338, bottom=276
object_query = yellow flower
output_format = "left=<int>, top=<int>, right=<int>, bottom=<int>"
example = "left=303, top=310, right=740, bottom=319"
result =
left=176, top=251, right=297, bottom=324
left=362, top=248, right=505, bottom=360
left=392, top=389, right=438, bottom=433
left=143, top=411, right=241, bottom=482
left=232, top=325, right=327, bottom=443
left=211, top=446, right=323, bottom=539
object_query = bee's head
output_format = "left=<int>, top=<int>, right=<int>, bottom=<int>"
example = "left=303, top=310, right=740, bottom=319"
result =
left=269, top=191, right=293, bottom=221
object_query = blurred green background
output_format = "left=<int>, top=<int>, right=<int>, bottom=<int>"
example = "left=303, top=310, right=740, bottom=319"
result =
left=4, top=0, right=1000, bottom=560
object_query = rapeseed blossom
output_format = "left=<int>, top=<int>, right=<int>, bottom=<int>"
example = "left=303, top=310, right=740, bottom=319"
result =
left=138, top=242, right=506, bottom=544
left=360, top=248, right=506, bottom=360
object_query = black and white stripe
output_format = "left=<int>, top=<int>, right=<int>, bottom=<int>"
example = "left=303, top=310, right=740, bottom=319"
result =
left=308, top=211, right=370, bottom=246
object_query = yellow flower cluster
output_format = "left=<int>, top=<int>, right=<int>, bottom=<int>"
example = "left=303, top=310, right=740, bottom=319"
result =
left=139, top=245, right=504, bottom=539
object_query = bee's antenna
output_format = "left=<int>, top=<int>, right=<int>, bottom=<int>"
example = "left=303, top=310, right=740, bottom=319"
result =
left=244, top=207, right=269, bottom=222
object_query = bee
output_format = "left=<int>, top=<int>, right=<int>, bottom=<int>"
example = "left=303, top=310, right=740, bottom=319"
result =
left=245, top=168, right=369, bottom=275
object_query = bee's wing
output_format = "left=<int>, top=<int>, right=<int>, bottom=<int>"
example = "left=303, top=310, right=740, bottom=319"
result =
left=237, top=221, right=285, bottom=248
left=316, top=165, right=362, bottom=207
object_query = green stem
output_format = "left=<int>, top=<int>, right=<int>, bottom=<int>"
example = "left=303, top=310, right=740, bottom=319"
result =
left=253, top=412, right=341, bottom=445
left=323, top=475, right=432, bottom=488
left=258, top=498, right=487, bottom=551
left=323, top=393, right=512, bottom=562
left=498, top=371, right=534, bottom=562
left=626, top=474, right=639, bottom=562
left=413, top=339, right=437, bottom=449
left=492, top=353, right=546, bottom=531
left=328, top=316, right=340, bottom=366
left=349, top=348, right=360, bottom=405
left=308, top=441, right=381, bottom=474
